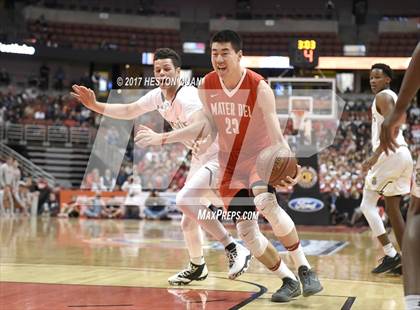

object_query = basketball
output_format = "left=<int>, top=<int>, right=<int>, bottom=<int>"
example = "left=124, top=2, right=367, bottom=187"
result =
left=256, top=144, right=298, bottom=186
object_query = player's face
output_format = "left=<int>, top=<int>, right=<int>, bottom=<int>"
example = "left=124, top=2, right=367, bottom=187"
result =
left=369, top=69, right=390, bottom=94
left=211, top=42, right=242, bottom=78
left=153, top=58, right=180, bottom=90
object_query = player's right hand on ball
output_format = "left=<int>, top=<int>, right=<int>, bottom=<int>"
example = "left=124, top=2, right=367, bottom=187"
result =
left=275, top=165, right=302, bottom=190
left=70, top=85, right=97, bottom=109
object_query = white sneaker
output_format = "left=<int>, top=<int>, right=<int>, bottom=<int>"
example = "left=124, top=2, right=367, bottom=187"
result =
left=226, top=242, right=252, bottom=279
left=168, top=262, right=208, bottom=285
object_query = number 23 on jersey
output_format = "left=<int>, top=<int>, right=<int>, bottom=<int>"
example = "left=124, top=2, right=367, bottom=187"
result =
left=225, top=117, right=239, bottom=134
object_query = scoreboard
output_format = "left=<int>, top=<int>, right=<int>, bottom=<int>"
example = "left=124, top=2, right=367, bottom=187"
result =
left=289, top=39, right=319, bottom=69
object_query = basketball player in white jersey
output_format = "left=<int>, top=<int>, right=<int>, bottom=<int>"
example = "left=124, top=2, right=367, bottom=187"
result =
left=70, top=48, right=251, bottom=285
left=360, top=63, right=413, bottom=274
left=380, top=43, right=420, bottom=310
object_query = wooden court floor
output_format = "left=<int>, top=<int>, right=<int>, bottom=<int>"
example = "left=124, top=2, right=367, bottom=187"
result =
left=0, top=217, right=404, bottom=309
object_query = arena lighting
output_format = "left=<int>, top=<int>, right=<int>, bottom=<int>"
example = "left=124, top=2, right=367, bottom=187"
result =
left=0, top=42, right=35, bottom=55
left=142, top=52, right=154, bottom=65
left=183, top=42, right=206, bottom=54
left=316, top=56, right=411, bottom=70
left=241, top=56, right=292, bottom=68
left=343, top=44, right=366, bottom=56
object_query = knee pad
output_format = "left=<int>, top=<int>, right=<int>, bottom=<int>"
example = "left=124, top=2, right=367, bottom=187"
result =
left=236, top=220, right=268, bottom=257
left=254, top=192, right=294, bottom=237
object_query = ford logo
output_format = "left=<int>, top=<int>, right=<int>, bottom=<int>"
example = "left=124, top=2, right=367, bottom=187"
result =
left=288, top=197, right=324, bottom=213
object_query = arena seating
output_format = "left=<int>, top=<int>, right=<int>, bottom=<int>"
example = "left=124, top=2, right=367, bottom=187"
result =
left=368, top=32, right=420, bottom=56
left=28, top=20, right=182, bottom=52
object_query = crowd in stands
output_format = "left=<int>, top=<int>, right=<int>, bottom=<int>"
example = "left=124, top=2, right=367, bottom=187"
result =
left=1, top=79, right=419, bottom=224
left=0, top=88, right=97, bottom=127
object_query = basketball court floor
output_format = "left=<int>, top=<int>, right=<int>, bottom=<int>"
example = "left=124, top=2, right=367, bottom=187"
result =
left=0, top=217, right=404, bottom=309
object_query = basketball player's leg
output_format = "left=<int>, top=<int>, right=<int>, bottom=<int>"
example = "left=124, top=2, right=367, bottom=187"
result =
left=167, top=214, right=208, bottom=285
left=403, top=163, right=420, bottom=309
left=381, top=148, right=413, bottom=251
left=251, top=183, right=322, bottom=297
left=384, top=195, right=405, bottom=249
left=176, top=186, right=252, bottom=280
left=169, top=163, right=251, bottom=285
left=360, top=187, right=401, bottom=273
left=230, top=190, right=300, bottom=302
left=380, top=147, right=413, bottom=274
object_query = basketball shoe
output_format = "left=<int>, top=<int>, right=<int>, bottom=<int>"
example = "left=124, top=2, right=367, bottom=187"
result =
left=271, top=277, right=301, bottom=302
left=225, top=242, right=252, bottom=279
left=168, top=262, right=208, bottom=285
left=371, top=253, right=401, bottom=274
left=298, top=266, right=323, bottom=297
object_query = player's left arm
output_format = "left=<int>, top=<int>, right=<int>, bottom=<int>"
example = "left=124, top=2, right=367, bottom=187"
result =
left=256, top=80, right=301, bottom=186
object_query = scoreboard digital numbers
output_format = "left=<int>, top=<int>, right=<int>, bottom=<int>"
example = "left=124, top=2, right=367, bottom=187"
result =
left=289, top=39, right=319, bottom=69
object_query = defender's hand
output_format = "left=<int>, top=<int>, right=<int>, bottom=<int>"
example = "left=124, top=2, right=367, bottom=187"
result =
left=70, top=85, right=97, bottom=110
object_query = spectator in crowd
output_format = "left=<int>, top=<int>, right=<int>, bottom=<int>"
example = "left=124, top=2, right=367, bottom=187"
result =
left=34, top=178, right=51, bottom=215
left=122, top=175, right=143, bottom=219
left=12, top=181, right=31, bottom=216
left=83, top=168, right=101, bottom=190
left=53, top=67, right=65, bottom=91
left=83, top=193, right=104, bottom=218
left=58, top=195, right=82, bottom=218
left=101, top=196, right=124, bottom=219
left=0, top=68, right=10, bottom=86
left=0, top=157, right=15, bottom=213
left=39, top=63, right=50, bottom=90
left=144, top=190, right=170, bottom=220
left=105, top=126, right=120, bottom=146
left=116, top=165, right=129, bottom=189
left=41, top=192, right=60, bottom=216
left=100, top=168, right=116, bottom=191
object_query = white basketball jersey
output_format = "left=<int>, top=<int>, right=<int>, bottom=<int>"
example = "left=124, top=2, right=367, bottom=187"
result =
left=135, top=86, right=218, bottom=155
left=371, top=89, right=406, bottom=152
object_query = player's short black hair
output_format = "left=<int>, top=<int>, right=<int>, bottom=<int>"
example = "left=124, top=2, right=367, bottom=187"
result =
left=371, top=63, right=393, bottom=80
left=211, top=30, right=243, bottom=52
left=153, top=48, right=181, bottom=68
